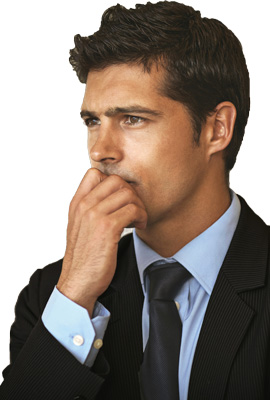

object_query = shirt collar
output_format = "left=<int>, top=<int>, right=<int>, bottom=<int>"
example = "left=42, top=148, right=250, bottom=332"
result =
left=133, top=191, right=241, bottom=295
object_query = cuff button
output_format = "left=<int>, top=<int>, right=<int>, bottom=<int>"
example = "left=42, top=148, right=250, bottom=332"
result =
left=73, top=335, right=84, bottom=346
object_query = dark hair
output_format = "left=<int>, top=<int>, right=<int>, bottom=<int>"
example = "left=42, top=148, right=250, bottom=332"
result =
left=70, top=1, right=250, bottom=172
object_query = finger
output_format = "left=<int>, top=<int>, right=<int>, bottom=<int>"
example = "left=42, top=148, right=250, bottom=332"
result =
left=75, top=174, right=139, bottom=216
left=94, top=186, right=145, bottom=216
left=109, top=203, right=148, bottom=233
left=70, top=168, right=108, bottom=214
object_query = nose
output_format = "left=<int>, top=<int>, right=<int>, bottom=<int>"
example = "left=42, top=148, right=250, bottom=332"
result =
left=89, top=124, right=123, bottom=164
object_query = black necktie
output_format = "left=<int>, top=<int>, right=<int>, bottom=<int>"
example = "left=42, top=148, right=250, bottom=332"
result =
left=139, top=262, right=191, bottom=400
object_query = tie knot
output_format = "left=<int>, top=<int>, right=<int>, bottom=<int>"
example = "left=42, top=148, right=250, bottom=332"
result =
left=146, top=262, right=191, bottom=301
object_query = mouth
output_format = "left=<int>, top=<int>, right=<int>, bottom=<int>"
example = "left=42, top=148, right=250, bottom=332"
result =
left=97, top=168, right=137, bottom=186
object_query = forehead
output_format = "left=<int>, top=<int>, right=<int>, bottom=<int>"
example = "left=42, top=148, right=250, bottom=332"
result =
left=81, top=63, right=166, bottom=112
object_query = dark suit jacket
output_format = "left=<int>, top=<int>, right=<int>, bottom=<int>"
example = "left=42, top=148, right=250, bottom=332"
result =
left=1, top=196, right=270, bottom=399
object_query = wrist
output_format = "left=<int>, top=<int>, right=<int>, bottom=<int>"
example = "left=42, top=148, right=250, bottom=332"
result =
left=56, top=282, right=97, bottom=317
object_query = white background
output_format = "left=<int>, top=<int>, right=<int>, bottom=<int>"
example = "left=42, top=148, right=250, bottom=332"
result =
left=0, top=0, right=269, bottom=376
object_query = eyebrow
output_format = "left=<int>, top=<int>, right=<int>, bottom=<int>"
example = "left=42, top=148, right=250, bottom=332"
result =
left=80, top=106, right=164, bottom=119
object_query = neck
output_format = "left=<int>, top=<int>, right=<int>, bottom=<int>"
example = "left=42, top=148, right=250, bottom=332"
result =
left=136, top=181, right=231, bottom=258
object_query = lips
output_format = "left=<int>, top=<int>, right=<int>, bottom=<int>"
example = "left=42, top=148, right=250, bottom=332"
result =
left=96, top=167, right=137, bottom=185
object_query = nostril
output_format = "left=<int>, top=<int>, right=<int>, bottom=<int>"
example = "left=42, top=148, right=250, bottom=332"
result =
left=100, top=157, right=116, bottom=162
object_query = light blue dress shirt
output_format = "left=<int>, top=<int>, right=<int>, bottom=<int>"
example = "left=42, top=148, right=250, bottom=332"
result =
left=42, top=191, right=240, bottom=399
left=133, top=191, right=241, bottom=400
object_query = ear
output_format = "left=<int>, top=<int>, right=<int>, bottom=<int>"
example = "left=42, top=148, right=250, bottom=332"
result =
left=205, top=101, right=237, bottom=159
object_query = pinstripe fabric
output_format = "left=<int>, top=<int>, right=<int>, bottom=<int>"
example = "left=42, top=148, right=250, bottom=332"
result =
left=2, top=320, right=105, bottom=399
left=188, top=197, right=270, bottom=400
left=0, top=196, right=269, bottom=399
left=96, top=237, right=144, bottom=399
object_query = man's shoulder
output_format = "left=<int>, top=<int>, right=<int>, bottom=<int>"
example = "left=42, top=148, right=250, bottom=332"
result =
left=233, top=195, right=270, bottom=263
left=237, top=195, right=269, bottom=231
left=220, top=195, right=270, bottom=292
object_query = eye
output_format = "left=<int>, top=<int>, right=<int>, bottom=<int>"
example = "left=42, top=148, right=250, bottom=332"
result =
left=124, top=115, right=145, bottom=126
left=84, top=118, right=101, bottom=127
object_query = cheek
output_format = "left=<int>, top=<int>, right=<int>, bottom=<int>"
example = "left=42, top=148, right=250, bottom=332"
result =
left=87, top=133, right=93, bottom=153
left=126, top=137, right=179, bottom=187
left=143, top=144, right=204, bottom=199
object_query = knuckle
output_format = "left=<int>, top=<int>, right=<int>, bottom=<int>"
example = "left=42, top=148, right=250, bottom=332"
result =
left=75, top=199, right=88, bottom=217
left=76, top=200, right=85, bottom=214
left=126, top=203, right=137, bottom=214
left=85, top=207, right=96, bottom=222
left=120, top=187, right=133, bottom=198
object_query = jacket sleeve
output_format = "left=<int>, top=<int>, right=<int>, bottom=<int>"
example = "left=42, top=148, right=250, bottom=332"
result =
left=0, top=267, right=109, bottom=400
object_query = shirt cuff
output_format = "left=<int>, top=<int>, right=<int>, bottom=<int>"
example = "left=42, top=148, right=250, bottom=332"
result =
left=42, top=287, right=110, bottom=366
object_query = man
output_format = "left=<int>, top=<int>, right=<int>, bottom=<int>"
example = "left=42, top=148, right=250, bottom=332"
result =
left=0, top=1, right=269, bottom=399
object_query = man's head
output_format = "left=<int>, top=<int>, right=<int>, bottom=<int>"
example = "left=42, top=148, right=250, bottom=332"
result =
left=70, top=1, right=250, bottom=174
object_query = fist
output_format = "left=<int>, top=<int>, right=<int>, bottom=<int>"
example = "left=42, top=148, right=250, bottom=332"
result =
left=57, top=168, right=147, bottom=316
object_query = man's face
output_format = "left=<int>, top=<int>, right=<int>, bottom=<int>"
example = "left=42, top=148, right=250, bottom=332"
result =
left=81, top=63, right=208, bottom=228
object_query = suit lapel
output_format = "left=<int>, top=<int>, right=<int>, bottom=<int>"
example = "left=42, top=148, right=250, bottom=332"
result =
left=188, top=197, right=269, bottom=400
left=188, top=271, right=255, bottom=399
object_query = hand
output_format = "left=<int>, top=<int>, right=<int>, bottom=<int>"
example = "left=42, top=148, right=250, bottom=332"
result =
left=57, top=168, right=147, bottom=316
